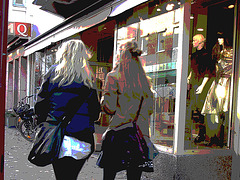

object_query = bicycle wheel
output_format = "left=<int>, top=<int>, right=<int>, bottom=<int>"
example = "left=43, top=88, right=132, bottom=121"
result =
left=18, top=120, right=36, bottom=142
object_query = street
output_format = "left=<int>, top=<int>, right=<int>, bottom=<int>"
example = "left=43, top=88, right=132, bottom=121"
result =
left=4, top=127, right=151, bottom=180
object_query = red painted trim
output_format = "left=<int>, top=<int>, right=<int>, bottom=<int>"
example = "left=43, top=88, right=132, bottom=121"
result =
left=0, top=0, right=9, bottom=178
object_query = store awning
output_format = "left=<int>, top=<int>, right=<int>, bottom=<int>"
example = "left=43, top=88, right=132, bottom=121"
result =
left=32, top=0, right=113, bottom=19
left=109, top=0, right=149, bottom=17
left=24, top=6, right=112, bottom=56
left=32, top=0, right=149, bottom=18
left=24, top=0, right=150, bottom=56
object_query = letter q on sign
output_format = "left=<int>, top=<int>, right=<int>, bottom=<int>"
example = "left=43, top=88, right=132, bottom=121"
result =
left=15, top=22, right=31, bottom=37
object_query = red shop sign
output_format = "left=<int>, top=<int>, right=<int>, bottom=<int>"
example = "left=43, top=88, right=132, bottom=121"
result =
left=8, top=22, right=31, bottom=37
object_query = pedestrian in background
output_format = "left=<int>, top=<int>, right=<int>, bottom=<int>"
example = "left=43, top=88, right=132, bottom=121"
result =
left=96, top=41, right=154, bottom=180
left=34, top=39, right=100, bottom=180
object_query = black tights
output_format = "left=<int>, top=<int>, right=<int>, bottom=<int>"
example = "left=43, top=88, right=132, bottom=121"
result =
left=103, top=167, right=142, bottom=180
left=52, top=157, right=86, bottom=180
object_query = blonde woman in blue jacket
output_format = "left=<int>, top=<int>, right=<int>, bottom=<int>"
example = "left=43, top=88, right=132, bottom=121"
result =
left=34, top=39, right=100, bottom=180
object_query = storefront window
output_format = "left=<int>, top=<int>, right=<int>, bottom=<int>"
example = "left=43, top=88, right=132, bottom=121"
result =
left=185, top=0, right=235, bottom=150
left=6, top=62, right=14, bottom=110
left=92, top=64, right=112, bottom=126
left=141, top=10, right=180, bottom=149
left=157, top=32, right=166, bottom=52
left=115, top=1, right=181, bottom=151
left=116, top=23, right=138, bottom=64
left=34, top=52, right=44, bottom=91
left=34, top=50, right=56, bottom=93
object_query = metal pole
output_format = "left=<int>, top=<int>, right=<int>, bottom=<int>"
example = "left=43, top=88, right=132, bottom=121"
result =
left=0, top=0, right=9, bottom=179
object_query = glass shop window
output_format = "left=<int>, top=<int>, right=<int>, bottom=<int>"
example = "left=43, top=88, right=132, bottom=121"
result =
left=141, top=36, right=149, bottom=55
left=34, top=52, right=44, bottom=90
left=185, top=0, right=235, bottom=150
left=95, top=65, right=112, bottom=99
left=141, top=6, right=180, bottom=151
left=94, top=64, right=112, bottom=126
left=114, top=0, right=181, bottom=151
left=116, top=23, right=138, bottom=64
left=157, top=32, right=166, bottom=53
left=7, top=62, right=14, bottom=110
left=34, top=49, right=56, bottom=92
left=97, top=37, right=114, bottom=63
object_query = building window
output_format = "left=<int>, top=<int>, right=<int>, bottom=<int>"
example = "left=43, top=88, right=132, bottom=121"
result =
left=115, top=23, right=138, bottom=64
left=141, top=36, right=149, bottom=55
left=172, top=27, right=179, bottom=62
left=13, top=0, right=25, bottom=7
left=157, top=33, right=165, bottom=52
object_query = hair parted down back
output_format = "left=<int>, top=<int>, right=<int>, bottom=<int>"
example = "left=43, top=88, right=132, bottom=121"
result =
left=52, top=39, right=94, bottom=88
left=115, top=41, right=152, bottom=98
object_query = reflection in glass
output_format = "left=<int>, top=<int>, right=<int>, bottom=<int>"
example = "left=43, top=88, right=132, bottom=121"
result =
left=116, top=23, right=138, bottom=64
left=141, top=36, right=149, bottom=55
left=115, top=2, right=181, bottom=151
left=140, top=10, right=179, bottom=149
left=158, top=33, right=165, bottom=52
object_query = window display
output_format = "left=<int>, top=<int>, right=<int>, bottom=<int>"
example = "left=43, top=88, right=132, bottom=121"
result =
left=185, top=0, right=234, bottom=150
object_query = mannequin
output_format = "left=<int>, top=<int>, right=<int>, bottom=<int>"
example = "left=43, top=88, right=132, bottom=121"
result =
left=199, top=36, right=232, bottom=147
left=187, top=34, right=215, bottom=143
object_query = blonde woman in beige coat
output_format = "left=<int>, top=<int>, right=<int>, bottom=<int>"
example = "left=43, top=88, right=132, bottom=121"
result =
left=96, top=41, right=153, bottom=180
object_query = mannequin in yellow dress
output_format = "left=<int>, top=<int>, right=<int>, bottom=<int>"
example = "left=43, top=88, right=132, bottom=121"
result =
left=197, top=37, right=232, bottom=147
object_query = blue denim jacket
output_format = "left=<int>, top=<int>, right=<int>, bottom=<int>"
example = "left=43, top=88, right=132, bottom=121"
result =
left=34, top=65, right=101, bottom=136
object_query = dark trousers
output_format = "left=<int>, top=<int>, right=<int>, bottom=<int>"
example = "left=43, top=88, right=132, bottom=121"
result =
left=103, top=167, right=142, bottom=180
left=52, top=157, right=87, bottom=180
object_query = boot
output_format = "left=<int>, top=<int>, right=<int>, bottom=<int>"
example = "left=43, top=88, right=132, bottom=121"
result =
left=194, top=125, right=206, bottom=143
left=206, top=135, right=220, bottom=147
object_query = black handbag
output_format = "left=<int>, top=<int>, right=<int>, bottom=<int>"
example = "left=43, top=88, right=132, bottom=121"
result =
left=97, top=96, right=159, bottom=172
left=130, top=96, right=159, bottom=161
left=28, top=90, right=93, bottom=167
left=28, top=117, right=66, bottom=167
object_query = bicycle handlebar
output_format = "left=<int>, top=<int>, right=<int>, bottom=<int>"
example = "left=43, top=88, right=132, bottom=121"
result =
left=13, top=95, right=36, bottom=110
left=20, top=94, right=35, bottom=101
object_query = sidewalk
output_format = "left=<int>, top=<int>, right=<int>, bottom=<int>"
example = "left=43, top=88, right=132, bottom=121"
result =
left=4, top=127, right=151, bottom=180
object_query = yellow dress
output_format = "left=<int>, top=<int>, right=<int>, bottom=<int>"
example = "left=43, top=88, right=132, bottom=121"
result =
left=201, top=48, right=232, bottom=142
left=202, top=49, right=232, bottom=121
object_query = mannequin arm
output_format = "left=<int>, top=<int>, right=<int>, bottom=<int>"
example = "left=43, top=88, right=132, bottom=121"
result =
left=196, top=77, right=209, bottom=94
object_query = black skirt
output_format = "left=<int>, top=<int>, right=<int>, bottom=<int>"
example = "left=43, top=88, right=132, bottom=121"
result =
left=96, top=126, right=154, bottom=172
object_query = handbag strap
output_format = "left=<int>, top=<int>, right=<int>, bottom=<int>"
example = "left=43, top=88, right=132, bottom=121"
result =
left=62, top=90, right=93, bottom=125
left=133, top=96, right=144, bottom=122
left=132, top=96, right=144, bottom=140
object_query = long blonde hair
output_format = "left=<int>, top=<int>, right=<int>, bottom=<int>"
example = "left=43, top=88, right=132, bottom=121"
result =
left=114, top=41, right=152, bottom=98
left=52, top=39, right=94, bottom=88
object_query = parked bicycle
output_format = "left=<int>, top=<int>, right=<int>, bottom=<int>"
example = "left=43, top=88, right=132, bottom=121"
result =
left=13, top=95, right=37, bottom=142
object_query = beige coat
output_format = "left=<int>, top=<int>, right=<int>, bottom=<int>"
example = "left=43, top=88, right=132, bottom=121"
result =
left=101, top=70, right=153, bottom=136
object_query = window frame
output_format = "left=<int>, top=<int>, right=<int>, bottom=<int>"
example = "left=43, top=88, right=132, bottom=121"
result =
left=13, top=0, right=26, bottom=7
